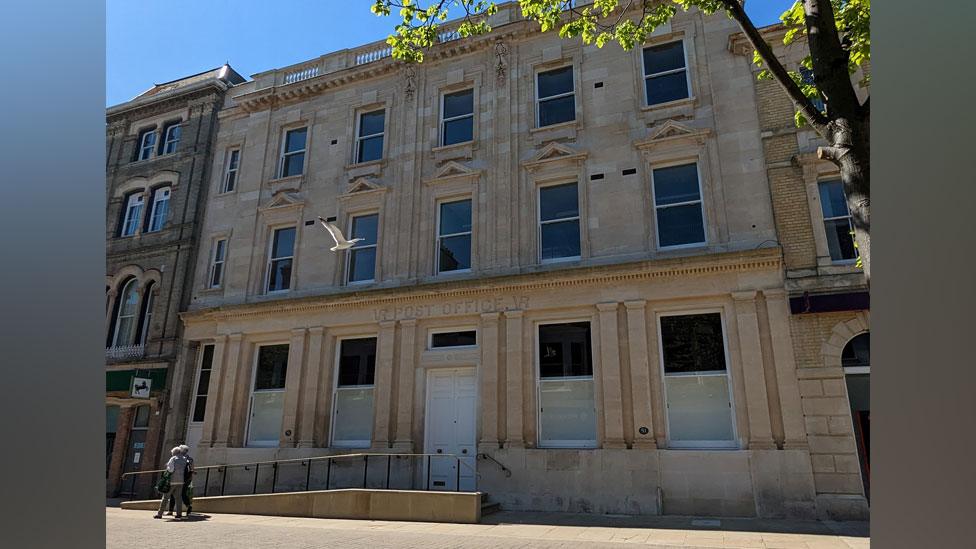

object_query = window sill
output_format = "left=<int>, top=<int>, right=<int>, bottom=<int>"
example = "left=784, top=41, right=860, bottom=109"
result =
left=431, top=140, right=476, bottom=162
left=657, top=241, right=708, bottom=253
left=530, top=119, right=579, bottom=144
left=345, top=158, right=385, bottom=172
left=266, top=174, right=304, bottom=187
left=640, top=96, right=696, bottom=124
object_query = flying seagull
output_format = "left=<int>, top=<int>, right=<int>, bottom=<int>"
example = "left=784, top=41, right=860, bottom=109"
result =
left=318, top=217, right=363, bottom=251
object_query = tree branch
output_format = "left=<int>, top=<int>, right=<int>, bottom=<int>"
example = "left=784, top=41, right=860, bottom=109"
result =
left=802, top=0, right=861, bottom=120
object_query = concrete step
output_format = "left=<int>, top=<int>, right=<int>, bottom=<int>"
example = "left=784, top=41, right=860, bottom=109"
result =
left=480, top=493, right=500, bottom=516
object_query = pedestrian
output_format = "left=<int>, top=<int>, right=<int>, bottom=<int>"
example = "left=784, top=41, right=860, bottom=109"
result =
left=155, top=446, right=188, bottom=519
left=167, top=444, right=195, bottom=516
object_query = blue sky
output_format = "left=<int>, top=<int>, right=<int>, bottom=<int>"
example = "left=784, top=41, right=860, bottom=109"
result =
left=107, top=0, right=793, bottom=106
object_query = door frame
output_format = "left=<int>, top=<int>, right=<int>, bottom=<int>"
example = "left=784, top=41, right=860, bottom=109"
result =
left=422, top=366, right=478, bottom=491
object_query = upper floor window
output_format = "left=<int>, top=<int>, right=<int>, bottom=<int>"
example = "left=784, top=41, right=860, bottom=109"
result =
left=538, top=182, right=581, bottom=262
left=222, top=149, right=241, bottom=193
left=266, top=227, right=296, bottom=293
left=642, top=41, right=690, bottom=106
left=356, top=110, right=385, bottom=163
left=190, top=344, right=215, bottom=423
left=537, top=321, right=596, bottom=448
left=437, top=199, right=472, bottom=273
left=146, top=186, right=170, bottom=233
left=347, top=213, right=378, bottom=284
left=651, top=163, right=706, bottom=249
left=111, top=278, right=140, bottom=348
left=208, top=238, right=227, bottom=289
left=441, top=89, right=474, bottom=146
left=536, top=66, right=575, bottom=127
left=800, top=67, right=825, bottom=113
left=137, top=129, right=156, bottom=161
left=161, top=123, right=181, bottom=155
left=120, top=193, right=144, bottom=237
left=278, top=128, right=307, bottom=178
left=137, top=281, right=155, bottom=345
left=818, top=179, right=857, bottom=262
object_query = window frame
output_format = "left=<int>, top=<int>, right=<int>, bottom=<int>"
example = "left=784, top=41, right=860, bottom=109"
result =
left=188, top=343, right=216, bottom=425
left=120, top=192, right=145, bottom=237
left=137, top=129, right=156, bottom=161
left=650, top=160, right=708, bottom=250
left=440, top=88, right=475, bottom=146
left=535, top=319, right=598, bottom=449
left=265, top=225, right=297, bottom=294
left=137, top=282, right=154, bottom=346
left=355, top=109, right=386, bottom=164
left=817, top=178, right=858, bottom=264
left=161, top=122, right=182, bottom=155
left=345, top=212, right=379, bottom=285
left=640, top=39, right=691, bottom=107
left=277, top=127, right=308, bottom=179
left=208, top=237, right=228, bottom=289
left=435, top=198, right=473, bottom=275
left=221, top=148, right=241, bottom=194
left=111, top=278, right=140, bottom=348
left=427, top=327, right=478, bottom=350
left=534, top=65, right=577, bottom=129
left=537, top=181, right=582, bottom=264
left=146, top=186, right=171, bottom=233
left=330, top=335, right=378, bottom=449
left=245, top=342, right=290, bottom=448
left=656, top=309, right=738, bottom=449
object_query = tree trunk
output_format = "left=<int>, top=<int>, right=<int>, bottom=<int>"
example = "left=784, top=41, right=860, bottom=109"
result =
left=819, top=117, right=870, bottom=281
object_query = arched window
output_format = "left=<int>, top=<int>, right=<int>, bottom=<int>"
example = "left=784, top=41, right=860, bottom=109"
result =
left=843, top=332, right=870, bottom=499
left=119, top=193, right=144, bottom=237
left=111, top=278, right=140, bottom=348
left=137, top=282, right=155, bottom=346
left=146, top=186, right=170, bottom=233
left=842, top=333, right=870, bottom=372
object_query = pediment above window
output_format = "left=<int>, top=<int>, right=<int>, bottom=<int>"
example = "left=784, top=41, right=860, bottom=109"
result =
left=344, top=177, right=387, bottom=195
left=423, top=160, right=481, bottom=185
left=635, top=120, right=711, bottom=150
left=338, top=177, right=388, bottom=208
left=259, top=189, right=305, bottom=212
left=521, top=142, right=588, bottom=172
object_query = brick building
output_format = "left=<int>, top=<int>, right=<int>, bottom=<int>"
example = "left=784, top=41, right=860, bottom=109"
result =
left=105, top=65, right=245, bottom=496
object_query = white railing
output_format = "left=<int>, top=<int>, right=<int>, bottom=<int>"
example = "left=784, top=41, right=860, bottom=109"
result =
left=355, top=46, right=393, bottom=66
left=283, top=65, right=320, bottom=84
left=106, top=345, right=145, bottom=361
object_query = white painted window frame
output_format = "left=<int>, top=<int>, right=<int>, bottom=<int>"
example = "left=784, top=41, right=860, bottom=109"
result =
left=355, top=109, right=385, bottom=164
left=427, top=327, right=478, bottom=350
left=161, top=123, right=181, bottom=154
left=138, top=130, right=156, bottom=161
left=817, top=178, right=858, bottom=264
left=188, top=343, right=215, bottom=425
left=330, top=335, right=378, bottom=449
left=221, top=148, right=241, bottom=193
left=245, top=342, right=290, bottom=448
left=650, top=160, right=708, bottom=250
left=535, top=65, right=576, bottom=128
left=277, top=127, right=307, bottom=178
left=265, top=226, right=296, bottom=294
left=641, top=39, right=691, bottom=107
left=436, top=198, right=473, bottom=275
left=138, top=283, right=154, bottom=346
left=111, top=278, right=139, bottom=348
left=537, top=181, right=582, bottom=264
left=146, top=186, right=170, bottom=233
left=121, top=193, right=144, bottom=237
left=440, top=88, right=474, bottom=146
left=535, top=318, right=598, bottom=449
left=345, top=213, right=379, bottom=285
left=208, top=238, right=227, bottom=289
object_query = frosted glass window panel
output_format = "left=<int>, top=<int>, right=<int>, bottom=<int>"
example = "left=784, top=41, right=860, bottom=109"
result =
left=248, top=391, right=284, bottom=445
left=538, top=379, right=596, bottom=445
left=333, top=388, right=374, bottom=446
left=665, top=374, right=734, bottom=443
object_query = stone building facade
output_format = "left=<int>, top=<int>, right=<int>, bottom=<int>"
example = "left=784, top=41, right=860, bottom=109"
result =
left=170, top=5, right=860, bottom=519
left=105, top=65, right=245, bottom=496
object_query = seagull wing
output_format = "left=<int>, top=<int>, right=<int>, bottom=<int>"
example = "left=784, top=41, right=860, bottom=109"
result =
left=317, top=217, right=343, bottom=245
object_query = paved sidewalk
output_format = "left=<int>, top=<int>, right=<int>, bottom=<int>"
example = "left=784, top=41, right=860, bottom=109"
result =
left=107, top=507, right=869, bottom=549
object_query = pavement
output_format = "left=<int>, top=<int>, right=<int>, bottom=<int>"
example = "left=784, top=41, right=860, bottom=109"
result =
left=107, top=506, right=869, bottom=548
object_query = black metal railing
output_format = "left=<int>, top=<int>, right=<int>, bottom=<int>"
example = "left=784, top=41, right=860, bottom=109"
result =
left=119, top=452, right=476, bottom=501
left=476, top=453, right=512, bottom=477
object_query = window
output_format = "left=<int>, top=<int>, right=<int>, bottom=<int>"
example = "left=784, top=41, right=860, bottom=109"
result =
left=146, top=187, right=170, bottom=233
left=137, top=130, right=155, bottom=161
left=137, top=282, right=154, bottom=346
left=123, top=405, right=150, bottom=475
left=247, top=344, right=289, bottom=447
left=642, top=41, right=690, bottom=106
left=111, top=278, right=139, bottom=347
left=429, top=329, right=477, bottom=349
left=441, top=89, right=474, bottom=146
left=437, top=199, right=472, bottom=273
left=120, top=193, right=144, bottom=237
left=652, top=163, right=706, bottom=248
left=190, top=344, right=215, bottom=423
left=536, top=66, right=575, bottom=127
left=842, top=333, right=870, bottom=371
left=208, top=238, right=227, bottom=288
left=799, top=67, right=825, bottom=113
left=222, top=149, right=241, bottom=193
left=266, top=227, right=296, bottom=293
left=347, top=214, right=378, bottom=283
left=331, top=337, right=376, bottom=447
left=659, top=312, right=736, bottom=448
left=537, top=322, right=596, bottom=447
left=538, top=182, right=581, bottom=262
left=818, top=179, right=857, bottom=262
left=278, top=128, right=307, bottom=178
left=356, top=110, right=385, bottom=163
left=161, top=123, right=181, bottom=154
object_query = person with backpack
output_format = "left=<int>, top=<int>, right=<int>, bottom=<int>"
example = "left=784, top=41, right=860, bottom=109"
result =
left=154, top=446, right=188, bottom=519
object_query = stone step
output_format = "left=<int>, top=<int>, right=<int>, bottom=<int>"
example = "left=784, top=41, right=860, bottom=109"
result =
left=480, top=501, right=501, bottom=516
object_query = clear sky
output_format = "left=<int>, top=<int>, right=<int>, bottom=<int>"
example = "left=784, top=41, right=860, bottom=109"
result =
left=106, top=0, right=793, bottom=107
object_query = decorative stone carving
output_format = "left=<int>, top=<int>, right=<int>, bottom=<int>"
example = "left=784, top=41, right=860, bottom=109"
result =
left=494, top=40, right=509, bottom=86
left=403, top=65, right=417, bottom=101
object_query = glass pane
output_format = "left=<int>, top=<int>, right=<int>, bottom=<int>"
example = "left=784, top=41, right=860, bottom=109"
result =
left=338, top=338, right=377, bottom=387
left=538, top=95, right=575, bottom=127
left=539, top=379, right=596, bottom=444
left=359, top=110, right=385, bottom=136
left=351, top=214, right=378, bottom=244
left=228, top=150, right=240, bottom=169
left=643, top=41, right=686, bottom=75
left=210, top=263, right=223, bottom=287
left=196, top=370, right=211, bottom=397
left=539, top=183, right=578, bottom=221
left=657, top=203, right=705, bottom=247
left=123, top=204, right=142, bottom=235
left=284, top=128, right=307, bottom=153
left=443, top=117, right=473, bottom=146
left=348, top=248, right=376, bottom=282
left=133, top=405, right=151, bottom=428
left=150, top=200, right=168, bottom=231
left=357, top=135, right=383, bottom=163
left=333, top=388, right=374, bottom=444
left=115, top=317, right=135, bottom=346
left=660, top=313, right=726, bottom=374
left=106, top=406, right=120, bottom=433
left=282, top=151, right=305, bottom=177
left=539, top=322, right=592, bottom=378
left=254, top=344, right=289, bottom=391
left=653, top=164, right=700, bottom=205
left=443, top=89, right=473, bottom=119
left=248, top=391, right=284, bottom=444
left=537, top=66, right=574, bottom=98
left=119, top=282, right=140, bottom=317
left=824, top=218, right=856, bottom=260
left=646, top=71, right=690, bottom=105
left=439, top=234, right=472, bottom=271
left=842, top=333, right=870, bottom=368
left=431, top=331, right=477, bottom=348
left=214, top=240, right=226, bottom=262
left=439, top=200, right=472, bottom=235
left=818, top=180, right=850, bottom=218
left=541, top=220, right=581, bottom=260
left=665, top=375, right=735, bottom=442
left=268, top=258, right=292, bottom=291
left=192, top=395, right=207, bottom=423
left=845, top=373, right=870, bottom=411
left=224, top=171, right=237, bottom=192
left=200, top=344, right=215, bottom=370
left=271, top=228, right=296, bottom=259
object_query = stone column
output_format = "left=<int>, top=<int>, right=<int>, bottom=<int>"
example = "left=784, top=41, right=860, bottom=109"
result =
left=731, top=291, right=776, bottom=449
left=503, top=310, right=524, bottom=448
left=596, top=303, right=626, bottom=449
left=763, top=289, right=808, bottom=449
left=212, top=333, right=243, bottom=448
left=280, top=328, right=307, bottom=447
left=107, top=405, right=134, bottom=495
left=297, top=327, right=324, bottom=448
left=393, top=319, right=417, bottom=450
left=371, top=320, right=397, bottom=449
left=199, top=336, right=226, bottom=447
left=480, top=312, right=500, bottom=446
left=625, top=300, right=656, bottom=448
left=161, top=339, right=196, bottom=454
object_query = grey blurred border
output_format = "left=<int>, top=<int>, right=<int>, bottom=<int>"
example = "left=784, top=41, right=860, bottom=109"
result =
left=0, top=1, right=105, bottom=547
left=873, top=1, right=976, bottom=547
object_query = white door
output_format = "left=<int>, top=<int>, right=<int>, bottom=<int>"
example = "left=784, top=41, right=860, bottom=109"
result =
left=184, top=423, right=203, bottom=456
left=424, top=368, right=477, bottom=491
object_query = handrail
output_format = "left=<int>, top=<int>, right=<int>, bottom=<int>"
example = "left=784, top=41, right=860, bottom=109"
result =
left=476, top=453, right=512, bottom=477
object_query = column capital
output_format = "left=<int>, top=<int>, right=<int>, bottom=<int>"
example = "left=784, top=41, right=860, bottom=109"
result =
left=308, top=326, right=324, bottom=335
left=480, top=311, right=500, bottom=321
left=227, top=333, right=244, bottom=342
left=379, top=320, right=397, bottom=329
left=503, top=309, right=524, bottom=319
left=290, top=327, right=308, bottom=337
left=624, top=300, right=647, bottom=310
left=596, top=302, right=619, bottom=313
left=762, top=288, right=788, bottom=299
left=732, top=290, right=758, bottom=301
left=399, top=318, right=418, bottom=327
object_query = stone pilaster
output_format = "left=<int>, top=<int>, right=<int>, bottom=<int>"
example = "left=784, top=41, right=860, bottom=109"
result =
left=393, top=319, right=417, bottom=450
left=297, top=327, right=324, bottom=448
left=212, top=333, right=243, bottom=448
left=764, top=289, right=809, bottom=449
left=479, top=312, right=501, bottom=446
left=198, top=336, right=226, bottom=447
left=503, top=310, right=524, bottom=448
left=732, top=291, right=776, bottom=449
left=280, top=328, right=307, bottom=447
left=107, top=406, right=134, bottom=496
left=371, top=320, right=397, bottom=449
left=596, top=303, right=626, bottom=449
left=625, top=300, right=657, bottom=449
